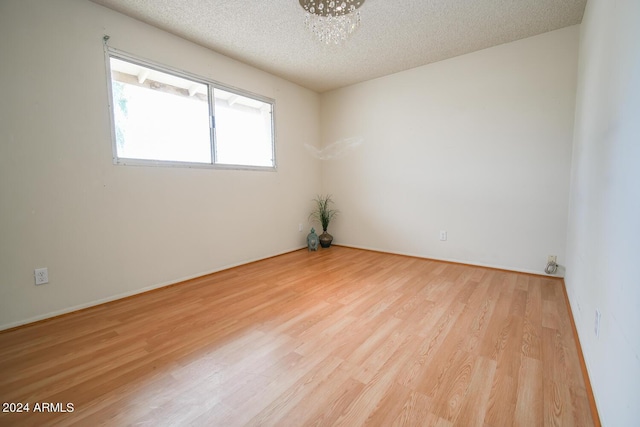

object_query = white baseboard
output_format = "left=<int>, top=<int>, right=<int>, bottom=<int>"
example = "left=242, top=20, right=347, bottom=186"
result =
left=0, top=246, right=306, bottom=332
left=334, top=243, right=562, bottom=278
left=2, top=244, right=562, bottom=331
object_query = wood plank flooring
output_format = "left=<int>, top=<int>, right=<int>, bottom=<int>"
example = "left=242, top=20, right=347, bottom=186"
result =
left=0, top=247, right=594, bottom=426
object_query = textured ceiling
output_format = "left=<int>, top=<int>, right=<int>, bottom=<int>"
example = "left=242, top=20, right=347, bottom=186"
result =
left=89, top=0, right=586, bottom=93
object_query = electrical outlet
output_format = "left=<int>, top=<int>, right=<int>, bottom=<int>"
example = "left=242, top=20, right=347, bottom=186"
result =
left=547, top=255, right=557, bottom=264
left=299, top=223, right=303, bottom=232
left=35, top=268, right=48, bottom=285
left=439, top=230, right=447, bottom=241
left=594, top=309, right=601, bottom=338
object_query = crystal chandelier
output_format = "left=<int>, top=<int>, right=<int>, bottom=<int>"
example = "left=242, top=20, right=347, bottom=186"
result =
left=299, top=0, right=365, bottom=45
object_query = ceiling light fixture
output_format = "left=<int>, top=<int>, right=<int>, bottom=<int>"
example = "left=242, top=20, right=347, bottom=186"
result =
left=299, top=0, right=365, bottom=45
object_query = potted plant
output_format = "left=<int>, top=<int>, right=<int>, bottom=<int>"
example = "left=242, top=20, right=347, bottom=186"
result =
left=309, top=194, right=339, bottom=248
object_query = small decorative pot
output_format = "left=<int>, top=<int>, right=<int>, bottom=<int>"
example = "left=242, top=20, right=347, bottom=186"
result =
left=319, top=231, right=333, bottom=248
left=307, top=228, right=319, bottom=251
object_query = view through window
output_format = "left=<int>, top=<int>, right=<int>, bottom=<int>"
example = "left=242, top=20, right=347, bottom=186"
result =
left=108, top=54, right=275, bottom=169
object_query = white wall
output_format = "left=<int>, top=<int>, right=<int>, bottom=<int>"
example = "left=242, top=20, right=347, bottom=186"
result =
left=565, top=0, right=640, bottom=425
left=320, top=26, right=579, bottom=274
left=0, top=0, right=321, bottom=329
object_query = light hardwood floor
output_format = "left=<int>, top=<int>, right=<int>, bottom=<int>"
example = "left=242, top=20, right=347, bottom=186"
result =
left=0, top=247, right=595, bottom=426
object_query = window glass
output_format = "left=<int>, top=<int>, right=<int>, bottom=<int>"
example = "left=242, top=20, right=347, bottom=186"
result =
left=214, top=89, right=274, bottom=167
left=107, top=54, right=275, bottom=169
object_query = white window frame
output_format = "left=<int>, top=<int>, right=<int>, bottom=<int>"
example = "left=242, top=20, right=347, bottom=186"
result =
left=104, top=47, right=277, bottom=171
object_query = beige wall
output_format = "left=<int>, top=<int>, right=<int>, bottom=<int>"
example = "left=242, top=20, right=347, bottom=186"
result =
left=320, top=26, right=579, bottom=274
left=566, top=0, right=640, bottom=424
left=0, top=0, right=321, bottom=328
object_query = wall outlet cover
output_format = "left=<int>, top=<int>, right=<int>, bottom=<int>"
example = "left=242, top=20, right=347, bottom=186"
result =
left=35, top=268, right=48, bottom=285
